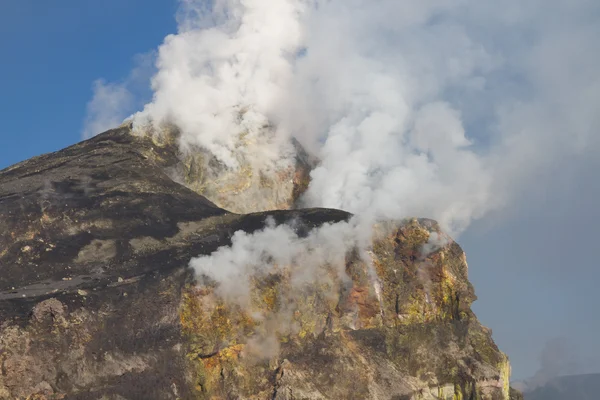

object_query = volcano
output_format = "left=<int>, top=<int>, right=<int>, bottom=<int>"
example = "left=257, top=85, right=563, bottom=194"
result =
left=0, top=126, right=520, bottom=399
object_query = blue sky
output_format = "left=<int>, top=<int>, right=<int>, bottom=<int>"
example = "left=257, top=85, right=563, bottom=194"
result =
left=1, top=0, right=598, bottom=384
left=0, top=0, right=176, bottom=168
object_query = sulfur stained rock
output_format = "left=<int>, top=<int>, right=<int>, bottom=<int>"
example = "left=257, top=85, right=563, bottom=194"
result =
left=132, top=122, right=312, bottom=214
left=180, top=218, right=512, bottom=400
left=0, top=127, right=520, bottom=399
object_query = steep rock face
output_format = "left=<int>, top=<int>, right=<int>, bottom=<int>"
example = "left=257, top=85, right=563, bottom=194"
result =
left=131, top=123, right=312, bottom=214
left=0, top=127, right=516, bottom=399
left=181, top=219, right=511, bottom=400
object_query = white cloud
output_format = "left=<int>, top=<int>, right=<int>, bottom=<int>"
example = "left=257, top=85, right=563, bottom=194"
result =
left=81, top=79, right=133, bottom=139
left=82, top=52, right=156, bottom=139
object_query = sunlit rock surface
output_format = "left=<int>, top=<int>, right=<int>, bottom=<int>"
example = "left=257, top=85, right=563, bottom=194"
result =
left=131, top=123, right=312, bottom=214
left=0, top=127, right=519, bottom=399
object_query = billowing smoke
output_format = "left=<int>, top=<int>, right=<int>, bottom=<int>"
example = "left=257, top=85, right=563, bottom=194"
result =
left=83, top=0, right=599, bottom=287
left=190, top=217, right=363, bottom=306
left=190, top=216, right=377, bottom=359
left=84, top=0, right=600, bottom=367
left=128, top=0, right=501, bottom=234
left=132, top=0, right=306, bottom=170
left=112, top=0, right=597, bottom=236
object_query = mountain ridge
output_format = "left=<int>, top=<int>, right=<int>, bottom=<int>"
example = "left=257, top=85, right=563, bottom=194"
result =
left=522, top=373, right=600, bottom=400
left=0, top=127, right=521, bottom=399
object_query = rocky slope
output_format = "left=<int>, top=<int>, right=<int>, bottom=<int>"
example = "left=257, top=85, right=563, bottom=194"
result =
left=130, top=123, right=312, bottom=214
left=0, top=127, right=519, bottom=399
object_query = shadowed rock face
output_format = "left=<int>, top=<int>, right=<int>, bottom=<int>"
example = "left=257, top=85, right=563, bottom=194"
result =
left=0, top=127, right=518, bottom=399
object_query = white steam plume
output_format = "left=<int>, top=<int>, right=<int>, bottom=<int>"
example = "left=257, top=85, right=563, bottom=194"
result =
left=120, top=0, right=598, bottom=235
left=84, top=0, right=599, bottom=309
left=83, top=0, right=600, bottom=369
left=190, top=215, right=382, bottom=354
left=77, top=0, right=600, bottom=366
left=191, top=217, right=363, bottom=306
left=133, top=0, right=307, bottom=168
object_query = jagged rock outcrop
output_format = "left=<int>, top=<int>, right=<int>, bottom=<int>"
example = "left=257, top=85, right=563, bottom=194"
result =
left=130, top=123, right=312, bottom=214
left=0, top=127, right=518, bottom=399
left=182, top=218, right=513, bottom=400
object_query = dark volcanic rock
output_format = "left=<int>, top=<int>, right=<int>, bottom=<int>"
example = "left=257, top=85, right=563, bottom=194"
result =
left=0, top=127, right=517, bottom=399
left=0, top=128, right=347, bottom=399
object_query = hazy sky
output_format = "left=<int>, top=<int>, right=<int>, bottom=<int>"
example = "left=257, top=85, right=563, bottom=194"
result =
left=1, top=0, right=598, bottom=382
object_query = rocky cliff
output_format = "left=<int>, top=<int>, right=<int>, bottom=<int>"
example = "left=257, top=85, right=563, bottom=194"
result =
left=130, top=123, right=312, bottom=214
left=0, top=127, right=519, bottom=399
